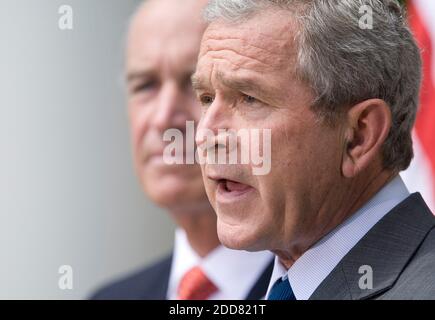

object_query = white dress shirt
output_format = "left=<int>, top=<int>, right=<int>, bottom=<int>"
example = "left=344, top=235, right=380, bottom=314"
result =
left=266, top=175, right=410, bottom=300
left=167, top=228, right=274, bottom=300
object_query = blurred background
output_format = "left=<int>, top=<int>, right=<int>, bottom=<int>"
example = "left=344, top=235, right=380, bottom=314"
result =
left=0, top=0, right=174, bottom=299
left=0, top=0, right=433, bottom=299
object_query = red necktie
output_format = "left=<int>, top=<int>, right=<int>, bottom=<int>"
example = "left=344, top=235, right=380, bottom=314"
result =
left=177, top=266, right=218, bottom=300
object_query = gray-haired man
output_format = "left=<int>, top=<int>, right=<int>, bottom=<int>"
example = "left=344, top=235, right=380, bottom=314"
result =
left=91, top=0, right=274, bottom=300
left=193, top=0, right=435, bottom=299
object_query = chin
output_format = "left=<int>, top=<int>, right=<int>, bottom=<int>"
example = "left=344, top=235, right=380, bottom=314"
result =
left=145, top=175, right=207, bottom=208
left=148, top=184, right=186, bottom=206
left=216, top=217, right=268, bottom=252
left=148, top=190, right=181, bottom=208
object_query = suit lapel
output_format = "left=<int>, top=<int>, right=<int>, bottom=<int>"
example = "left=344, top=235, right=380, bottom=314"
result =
left=310, top=193, right=435, bottom=300
left=141, top=254, right=173, bottom=300
left=245, top=259, right=274, bottom=300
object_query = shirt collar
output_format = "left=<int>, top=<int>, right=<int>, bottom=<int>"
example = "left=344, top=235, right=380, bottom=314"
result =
left=266, top=175, right=410, bottom=300
left=168, top=228, right=273, bottom=300
left=167, top=228, right=200, bottom=300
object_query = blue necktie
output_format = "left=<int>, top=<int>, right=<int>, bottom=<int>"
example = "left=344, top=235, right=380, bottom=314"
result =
left=267, top=277, right=296, bottom=300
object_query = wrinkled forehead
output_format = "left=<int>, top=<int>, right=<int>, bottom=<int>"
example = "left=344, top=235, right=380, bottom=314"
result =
left=198, top=9, right=299, bottom=73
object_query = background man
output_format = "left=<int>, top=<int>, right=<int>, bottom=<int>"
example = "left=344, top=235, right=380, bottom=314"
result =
left=92, top=0, right=274, bottom=300
left=194, top=0, right=435, bottom=299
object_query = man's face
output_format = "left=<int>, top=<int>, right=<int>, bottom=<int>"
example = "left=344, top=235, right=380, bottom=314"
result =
left=126, top=1, right=207, bottom=210
left=194, top=9, right=345, bottom=252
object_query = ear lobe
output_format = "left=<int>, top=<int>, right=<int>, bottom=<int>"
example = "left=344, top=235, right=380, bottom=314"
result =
left=341, top=99, right=392, bottom=178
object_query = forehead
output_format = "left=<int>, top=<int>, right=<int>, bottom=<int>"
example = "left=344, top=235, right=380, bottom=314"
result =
left=198, top=8, right=299, bottom=74
left=127, top=1, right=205, bottom=70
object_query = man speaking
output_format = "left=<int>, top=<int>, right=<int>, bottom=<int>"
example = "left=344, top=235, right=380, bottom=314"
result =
left=92, top=0, right=273, bottom=300
left=193, top=0, right=435, bottom=299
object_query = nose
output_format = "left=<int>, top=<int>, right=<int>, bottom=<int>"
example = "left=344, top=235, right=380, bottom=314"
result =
left=196, top=97, right=234, bottom=155
left=151, top=81, right=188, bottom=132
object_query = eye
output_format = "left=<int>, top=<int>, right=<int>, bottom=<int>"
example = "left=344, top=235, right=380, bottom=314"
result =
left=243, top=95, right=257, bottom=103
left=131, top=80, right=158, bottom=94
left=199, top=94, right=215, bottom=107
left=242, top=94, right=263, bottom=107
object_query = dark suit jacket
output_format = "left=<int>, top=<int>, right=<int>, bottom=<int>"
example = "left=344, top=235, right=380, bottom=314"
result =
left=310, top=193, right=435, bottom=300
left=91, top=254, right=274, bottom=300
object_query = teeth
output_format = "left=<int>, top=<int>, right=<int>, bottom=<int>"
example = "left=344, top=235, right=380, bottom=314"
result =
left=224, top=180, right=230, bottom=192
left=217, top=179, right=250, bottom=192
left=218, top=179, right=231, bottom=192
left=226, top=179, right=249, bottom=192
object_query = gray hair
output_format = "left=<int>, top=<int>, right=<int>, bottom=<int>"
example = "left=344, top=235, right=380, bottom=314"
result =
left=204, top=0, right=422, bottom=172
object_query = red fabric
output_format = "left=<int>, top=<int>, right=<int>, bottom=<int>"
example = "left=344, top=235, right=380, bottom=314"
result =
left=409, top=1, right=435, bottom=199
left=177, top=266, right=218, bottom=300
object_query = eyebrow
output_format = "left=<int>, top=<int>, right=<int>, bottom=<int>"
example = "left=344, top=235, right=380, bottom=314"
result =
left=192, top=71, right=274, bottom=101
left=128, top=67, right=197, bottom=84
left=219, top=73, right=265, bottom=96
left=126, top=70, right=154, bottom=84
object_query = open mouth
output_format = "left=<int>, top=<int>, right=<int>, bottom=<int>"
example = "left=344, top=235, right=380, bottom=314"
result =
left=215, top=178, right=254, bottom=202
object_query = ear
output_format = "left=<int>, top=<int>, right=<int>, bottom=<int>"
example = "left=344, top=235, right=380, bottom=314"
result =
left=342, top=99, right=392, bottom=178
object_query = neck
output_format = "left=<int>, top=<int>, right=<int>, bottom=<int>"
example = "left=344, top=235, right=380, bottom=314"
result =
left=169, top=202, right=220, bottom=258
left=276, top=167, right=397, bottom=270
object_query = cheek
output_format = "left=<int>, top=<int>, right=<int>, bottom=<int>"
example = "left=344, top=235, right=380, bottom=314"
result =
left=261, top=120, right=326, bottom=198
left=202, top=176, right=216, bottom=204
left=255, top=176, right=287, bottom=232
left=128, top=103, right=140, bottom=138
left=271, top=117, right=332, bottom=169
left=186, top=96, right=202, bottom=122
left=128, top=104, right=152, bottom=157
left=269, top=122, right=342, bottom=208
